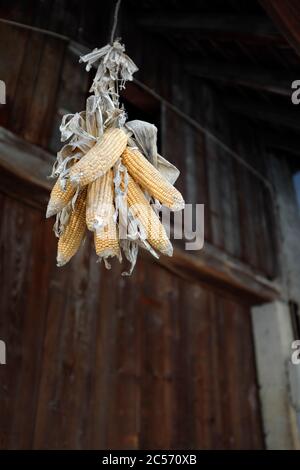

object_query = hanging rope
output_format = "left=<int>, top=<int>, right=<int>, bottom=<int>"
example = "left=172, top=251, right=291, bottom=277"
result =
left=110, top=0, right=122, bottom=44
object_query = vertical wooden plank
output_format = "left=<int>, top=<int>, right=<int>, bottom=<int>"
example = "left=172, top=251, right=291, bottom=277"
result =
left=185, top=283, right=213, bottom=449
left=105, top=266, right=144, bottom=450
left=0, top=24, right=28, bottom=127
left=194, top=125, right=211, bottom=243
left=31, top=259, right=70, bottom=448
left=8, top=30, right=45, bottom=137
left=236, top=302, right=265, bottom=449
left=233, top=120, right=258, bottom=269
left=0, top=196, right=54, bottom=449
left=162, top=106, right=186, bottom=197
left=48, top=48, right=90, bottom=154
left=33, top=238, right=102, bottom=449
left=261, top=184, right=278, bottom=278
left=8, top=215, right=56, bottom=449
left=86, top=259, right=123, bottom=449
left=218, top=294, right=264, bottom=449
left=201, top=85, right=225, bottom=250
left=251, top=136, right=277, bottom=278
left=171, top=276, right=192, bottom=449
left=139, top=261, right=176, bottom=450
left=222, top=296, right=244, bottom=448
left=23, top=36, right=66, bottom=148
left=233, top=121, right=277, bottom=277
left=216, top=105, right=241, bottom=259
left=0, top=194, right=32, bottom=448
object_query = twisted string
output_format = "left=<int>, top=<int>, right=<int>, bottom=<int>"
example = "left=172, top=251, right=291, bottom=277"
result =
left=110, top=0, right=122, bottom=44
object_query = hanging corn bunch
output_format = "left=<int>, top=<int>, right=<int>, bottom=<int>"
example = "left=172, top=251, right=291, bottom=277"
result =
left=46, top=40, right=185, bottom=275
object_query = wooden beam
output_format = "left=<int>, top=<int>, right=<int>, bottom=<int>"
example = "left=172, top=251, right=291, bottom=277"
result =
left=225, top=97, right=300, bottom=132
left=137, top=14, right=282, bottom=43
left=0, top=126, right=53, bottom=208
left=0, top=126, right=53, bottom=190
left=186, top=60, right=295, bottom=96
left=157, top=242, right=281, bottom=303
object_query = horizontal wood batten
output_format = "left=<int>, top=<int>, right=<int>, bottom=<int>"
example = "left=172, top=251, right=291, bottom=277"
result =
left=0, top=126, right=53, bottom=190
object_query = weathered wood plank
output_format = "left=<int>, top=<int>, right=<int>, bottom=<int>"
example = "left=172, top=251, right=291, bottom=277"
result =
left=201, top=86, right=225, bottom=250
left=0, top=126, right=53, bottom=180
left=159, top=244, right=280, bottom=303
left=8, top=30, right=45, bottom=137
left=105, top=268, right=143, bottom=450
left=23, top=36, right=66, bottom=147
left=0, top=197, right=55, bottom=448
left=226, top=96, right=300, bottom=132
left=0, top=23, right=28, bottom=128
left=137, top=14, right=281, bottom=43
left=48, top=45, right=90, bottom=154
left=186, top=60, right=295, bottom=96
left=187, top=285, right=213, bottom=448
left=138, top=262, right=177, bottom=449
left=33, top=239, right=101, bottom=449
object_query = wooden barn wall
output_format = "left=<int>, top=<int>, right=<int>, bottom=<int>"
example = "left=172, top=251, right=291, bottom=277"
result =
left=0, top=5, right=278, bottom=278
left=0, top=190, right=264, bottom=449
left=0, top=2, right=272, bottom=449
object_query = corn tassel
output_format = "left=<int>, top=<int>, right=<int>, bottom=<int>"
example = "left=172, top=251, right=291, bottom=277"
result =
left=69, top=127, right=127, bottom=188
left=122, top=147, right=184, bottom=211
left=86, top=170, right=114, bottom=231
left=46, top=178, right=76, bottom=218
left=57, top=188, right=87, bottom=266
left=125, top=175, right=173, bottom=256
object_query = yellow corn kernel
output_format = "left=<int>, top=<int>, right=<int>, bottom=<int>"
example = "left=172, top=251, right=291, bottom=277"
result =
left=125, top=175, right=173, bottom=256
left=46, top=178, right=76, bottom=218
left=69, top=127, right=127, bottom=188
left=56, top=188, right=87, bottom=266
left=86, top=170, right=114, bottom=231
left=122, top=147, right=184, bottom=211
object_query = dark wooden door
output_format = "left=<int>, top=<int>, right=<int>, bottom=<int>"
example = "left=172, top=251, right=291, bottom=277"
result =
left=0, top=180, right=264, bottom=449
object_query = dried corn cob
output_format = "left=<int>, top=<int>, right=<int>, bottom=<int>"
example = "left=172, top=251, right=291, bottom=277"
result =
left=46, top=178, right=76, bottom=218
left=92, top=169, right=120, bottom=260
left=57, top=188, right=87, bottom=266
left=69, top=127, right=127, bottom=188
left=125, top=175, right=173, bottom=256
left=86, top=170, right=114, bottom=231
left=94, top=217, right=120, bottom=260
left=122, top=147, right=184, bottom=211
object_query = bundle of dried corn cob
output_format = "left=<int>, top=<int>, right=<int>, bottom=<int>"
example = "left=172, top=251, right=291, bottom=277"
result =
left=46, top=40, right=184, bottom=274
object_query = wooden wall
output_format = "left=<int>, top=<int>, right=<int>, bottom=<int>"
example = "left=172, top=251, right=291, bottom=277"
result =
left=0, top=1, right=276, bottom=449
left=162, top=105, right=277, bottom=278
left=0, top=190, right=264, bottom=449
